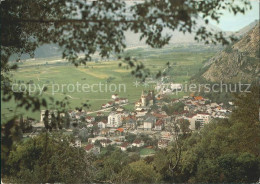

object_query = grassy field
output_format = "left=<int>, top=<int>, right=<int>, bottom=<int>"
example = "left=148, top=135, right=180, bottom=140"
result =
left=140, top=148, right=156, bottom=157
left=2, top=44, right=216, bottom=122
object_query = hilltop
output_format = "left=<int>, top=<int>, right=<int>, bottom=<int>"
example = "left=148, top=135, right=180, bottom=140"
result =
left=196, top=23, right=259, bottom=83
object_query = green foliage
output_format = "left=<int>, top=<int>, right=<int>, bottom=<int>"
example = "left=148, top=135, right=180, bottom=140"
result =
left=3, top=133, right=94, bottom=183
left=163, top=102, right=185, bottom=115
left=125, top=133, right=137, bottom=143
left=127, top=160, right=162, bottom=183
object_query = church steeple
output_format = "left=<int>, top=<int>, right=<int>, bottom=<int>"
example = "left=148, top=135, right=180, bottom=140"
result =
left=141, top=90, right=146, bottom=106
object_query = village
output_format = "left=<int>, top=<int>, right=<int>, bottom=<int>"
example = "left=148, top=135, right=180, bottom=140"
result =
left=26, top=88, right=233, bottom=157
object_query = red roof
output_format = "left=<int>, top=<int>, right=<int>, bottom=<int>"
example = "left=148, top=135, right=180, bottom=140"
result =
left=86, top=116, right=93, bottom=120
left=155, top=119, right=164, bottom=126
left=153, top=113, right=167, bottom=118
left=121, top=142, right=129, bottom=148
left=85, top=144, right=94, bottom=151
left=116, top=128, right=124, bottom=132
left=194, top=96, right=204, bottom=101
left=133, top=139, right=142, bottom=144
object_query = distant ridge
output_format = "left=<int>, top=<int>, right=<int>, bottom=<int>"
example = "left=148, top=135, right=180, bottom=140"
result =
left=198, top=23, right=259, bottom=83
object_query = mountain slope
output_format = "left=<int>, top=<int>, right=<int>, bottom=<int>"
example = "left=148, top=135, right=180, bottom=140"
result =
left=200, top=23, right=259, bottom=83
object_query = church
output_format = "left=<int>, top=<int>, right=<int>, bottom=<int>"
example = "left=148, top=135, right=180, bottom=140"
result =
left=135, top=90, right=155, bottom=108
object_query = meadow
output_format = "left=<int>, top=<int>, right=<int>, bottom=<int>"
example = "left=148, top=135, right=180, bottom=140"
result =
left=2, top=44, right=217, bottom=121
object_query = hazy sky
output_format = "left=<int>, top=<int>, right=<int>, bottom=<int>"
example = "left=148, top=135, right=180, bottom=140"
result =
left=209, top=1, right=259, bottom=31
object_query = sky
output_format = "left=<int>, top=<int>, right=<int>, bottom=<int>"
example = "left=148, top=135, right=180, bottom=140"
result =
left=209, top=1, right=259, bottom=31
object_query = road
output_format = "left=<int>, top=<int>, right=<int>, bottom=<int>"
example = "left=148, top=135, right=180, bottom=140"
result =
left=86, top=103, right=130, bottom=115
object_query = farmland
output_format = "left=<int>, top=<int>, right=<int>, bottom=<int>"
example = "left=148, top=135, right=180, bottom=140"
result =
left=2, top=44, right=217, bottom=121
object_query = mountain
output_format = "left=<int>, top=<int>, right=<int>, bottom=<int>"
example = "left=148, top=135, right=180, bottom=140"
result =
left=125, top=16, right=222, bottom=47
left=199, top=23, right=259, bottom=83
left=9, top=44, right=63, bottom=61
left=234, top=19, right=259, bottom=37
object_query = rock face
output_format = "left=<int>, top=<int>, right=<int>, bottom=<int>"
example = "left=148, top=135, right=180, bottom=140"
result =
left=202, top=24, right=259, bottom=83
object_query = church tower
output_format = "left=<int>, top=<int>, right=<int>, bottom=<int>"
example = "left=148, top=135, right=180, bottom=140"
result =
left=141, top=90, right=146, bottom=106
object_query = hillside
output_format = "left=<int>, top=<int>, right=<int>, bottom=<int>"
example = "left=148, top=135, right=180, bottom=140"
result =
left=199, top=23, right=259, bottom=83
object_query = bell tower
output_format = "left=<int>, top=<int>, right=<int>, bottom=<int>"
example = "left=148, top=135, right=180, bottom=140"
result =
left=141, top=90, right=146, bottom=106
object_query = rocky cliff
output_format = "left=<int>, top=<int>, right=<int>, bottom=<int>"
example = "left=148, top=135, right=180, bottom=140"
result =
left=201, top=23, right=259, bottom=83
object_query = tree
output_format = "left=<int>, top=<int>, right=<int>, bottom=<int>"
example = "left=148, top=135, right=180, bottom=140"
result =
left=125, top=133, right=137, bottom=143
left=177, top=119, right=191, bottom=135
left=176, top=87, right=260, bottom=183
left=4, top=133, right=95, bottom=183
left=1, top=0, right=249, bottom=119
left=0, top=0, right=255, bottom=182
left=195, top=120, right=201, bottom=130
left=127, top=160, right=162, bottom=183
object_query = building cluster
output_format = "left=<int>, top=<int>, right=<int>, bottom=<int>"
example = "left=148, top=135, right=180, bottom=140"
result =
left=31, top=91, right=232, bottom=155
left=101, top=94, right=128, bottom=109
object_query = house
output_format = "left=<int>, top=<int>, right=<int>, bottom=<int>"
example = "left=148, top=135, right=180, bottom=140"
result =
left=154, top=119, right=164, bottom=131
left=143, top=116, right=156, bottom=131
left=106, top=101, right=114, bottom=107
left=160, top=131, right=172, bottom=140
left=101, top=104, right=107, bottom=108
left=184, top=105, right=190, bottom=111
left=85, top=144, right=100, bottom=155
left=112, top=94, right=119, bottom=100
left=116, top=108, right=124, bottom=114
left=158, top=139, right=169, bottom=149
left=115, top=128, right=124, bottom=136
left=136, top=109, right=148, bottom=117
left=100, top=128, right=110, bottom=136
left=98, top=120, right=107, bottom=129
left=119, top=98, right=128, bottom=104
left=114, top=98, right=121, bottom=105
left=87, top=123, right=94, bottom=128
left=125, top=118, right=136, bottom=129
left=71, top=139, right=81, bottom=148
left=96, top=112, right=105, bottom=116
left=120, top=142, right=131, bottom=151
left=194, top=96, right=204, bottom=101
left=86, top=116, right=95, bottom=123
left=107, top=112, right=122, bottom=128
left=189, top=113, right=212, bottom=130
left=100, top=139, right=112, bottom=147
left=132, top=139, right=144, bottom=147
left=88, top=136, right=107, bottom=144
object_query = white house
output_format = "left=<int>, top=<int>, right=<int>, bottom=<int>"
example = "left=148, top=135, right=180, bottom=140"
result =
left=120, top=142, right=131, bottom=151
left=71, top=139, right=81, bottom=148
left=98, top=120, right=107, bottom=129
left=100, top=139, right=112, bottom=147
left=86, top=116, right=95, bottom=123
left=112, top=94, right=119, bottom=100
left=143, top=116, right=156, bottom=131
left=107, top=112, right=122, bottom=128
left=88, top=136, right=107, bottom=144
left=119, top=98, right=128, bottom=104
left=189, top=113, right=211, bottom=130
left=135, top=108, right=148, bottom=117
left=85, top=144, right=100, bottom=155
left=132, top=139, right=144, bottom=147
left=158, top=139, right=169, bottom=149
left=154, top=119, right=164, bottom=131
